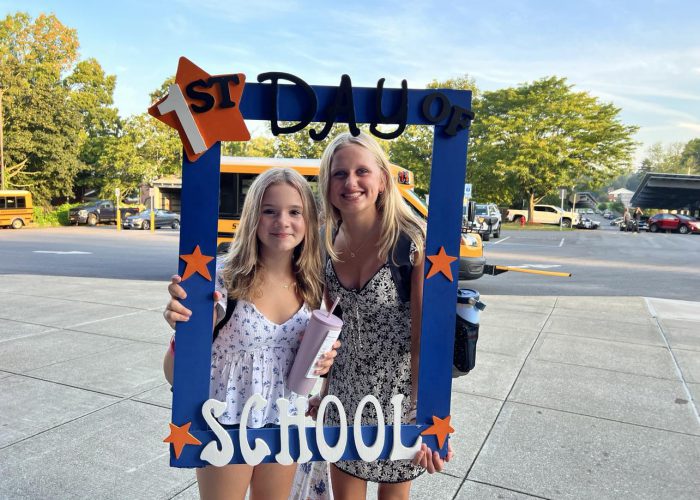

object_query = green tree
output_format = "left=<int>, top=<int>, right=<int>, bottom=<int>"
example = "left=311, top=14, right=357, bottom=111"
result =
left=0, top=12, right=83, bottom=203
left=680, top=138, right=700, bottom=175
left=65, top=58, right=121, bottom=196
left=389, top=76, right=480, bottom=197
left=474, top=77, right=637, bottom=221
left=642, top=142, right=684, bottom=174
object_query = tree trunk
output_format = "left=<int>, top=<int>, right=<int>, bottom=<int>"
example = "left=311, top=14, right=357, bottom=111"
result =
left=528, top=192, right=535, bottom=224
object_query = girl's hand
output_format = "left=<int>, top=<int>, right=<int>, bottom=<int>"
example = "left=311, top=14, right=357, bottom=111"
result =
left=163, top=275, right=222, bottom=329
left=412, top=443, right=453, bottom=474
left=314, top=340, right=341, bottom=375
left=306, top=395, right=322, bottom=420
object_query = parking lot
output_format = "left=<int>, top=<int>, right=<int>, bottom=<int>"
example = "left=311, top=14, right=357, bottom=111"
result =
left=1, top=224, right=698, bottom=499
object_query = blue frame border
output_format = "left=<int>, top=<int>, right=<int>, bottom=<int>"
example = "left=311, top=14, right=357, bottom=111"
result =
left=171, top=82, right=472, bottom=466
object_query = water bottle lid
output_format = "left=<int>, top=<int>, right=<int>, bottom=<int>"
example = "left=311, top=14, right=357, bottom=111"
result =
left=457, top=288, right=480, bottom=304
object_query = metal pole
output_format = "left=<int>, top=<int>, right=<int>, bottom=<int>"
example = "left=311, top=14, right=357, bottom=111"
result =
left=0, top=89, right=5, bottom=190
left=560, top=189, right=564, bottom=231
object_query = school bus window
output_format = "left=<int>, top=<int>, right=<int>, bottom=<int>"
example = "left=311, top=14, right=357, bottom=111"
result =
left=239, top=175, right=255, bottom=213
left=17, top=197, right=26, bottom=208
left=219, top=173, right=238, bottom=218
left=0, top=198, right=5, bottom=209
left=6, top=197, right=16, bottom=208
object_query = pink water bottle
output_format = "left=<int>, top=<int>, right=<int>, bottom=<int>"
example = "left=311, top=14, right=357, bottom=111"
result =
left=288, top=303, right=343, bottom=395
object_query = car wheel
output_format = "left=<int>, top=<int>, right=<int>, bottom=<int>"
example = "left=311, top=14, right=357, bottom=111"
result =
left=493, top=225, right=500, bottom=238
left=171, top=220, right=180, bottom=230
left=482, top=232, right=490, bottom=241
left=649, top=223, right=659, bottom=233
left=679, top=225, right=689, bottom=234
left=561, top=218, right=572, bottom=228
left=142, top=221, right=150, bottom=230
left=87, top=214, right=98, bottom=226
left=11, top=218, right=23, bottom=229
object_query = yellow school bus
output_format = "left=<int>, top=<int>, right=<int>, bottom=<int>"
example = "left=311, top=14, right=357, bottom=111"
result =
left=0, top=190, right=33, bottom=229
left=217, top=157, right=485, bottom=280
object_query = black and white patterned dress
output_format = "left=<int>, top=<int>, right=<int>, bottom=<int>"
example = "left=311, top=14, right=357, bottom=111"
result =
left=324, top=255, right=424, bottom=483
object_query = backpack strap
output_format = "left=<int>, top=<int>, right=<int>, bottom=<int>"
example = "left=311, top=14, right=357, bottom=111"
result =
left=213, top=298, right=237, bottom=341
left=388, top=232, right=414, bottom=304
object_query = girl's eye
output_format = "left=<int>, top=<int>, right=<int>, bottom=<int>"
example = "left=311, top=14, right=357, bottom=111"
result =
left=332, top=171, right=347, bottom=178
left=290, top=210, right=302, bottom=216
left=262, top=209, right=276, bottom=215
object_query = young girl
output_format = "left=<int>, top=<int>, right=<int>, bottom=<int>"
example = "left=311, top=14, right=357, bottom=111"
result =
left=313, top=131, right=451, bottom=499
left=163, top=167, right=338, bottom=500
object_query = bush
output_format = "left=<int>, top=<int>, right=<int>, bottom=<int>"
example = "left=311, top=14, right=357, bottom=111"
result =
left=32, top=203, right=82, bottom=227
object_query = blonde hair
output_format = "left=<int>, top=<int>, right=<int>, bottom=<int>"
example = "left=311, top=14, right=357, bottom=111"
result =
left=318, top=132, right=425, bottom=262
left=221, top=168, right=323, bottom=309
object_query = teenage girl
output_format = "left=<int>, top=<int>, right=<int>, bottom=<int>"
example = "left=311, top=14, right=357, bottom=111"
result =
left=163, top=168, right=338, bottom=500
left=312, top=132, right=452, bottom=500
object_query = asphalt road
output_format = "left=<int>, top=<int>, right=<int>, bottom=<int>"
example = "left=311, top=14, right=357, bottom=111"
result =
left=2, top=219, right=698, bottom=299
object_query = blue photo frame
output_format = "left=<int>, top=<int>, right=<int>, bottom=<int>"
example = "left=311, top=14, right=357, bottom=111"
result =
left=163, top=69, right=472, bottom=467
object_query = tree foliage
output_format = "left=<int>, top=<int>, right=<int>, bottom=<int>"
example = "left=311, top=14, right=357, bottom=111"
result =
left=389, top=76, right=479, bottom=197
left=0, top=12, right=83, bottom=202
left=473, top=77, right=637, bottom=219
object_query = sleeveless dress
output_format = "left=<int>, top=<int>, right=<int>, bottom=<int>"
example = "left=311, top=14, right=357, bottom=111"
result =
left=324, top=257, right=424, bottom=483
left=209, top=267, right=310, bottom=427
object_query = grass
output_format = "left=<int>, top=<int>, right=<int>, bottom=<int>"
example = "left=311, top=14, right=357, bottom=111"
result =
left=501, top=222, right=576, bottom=231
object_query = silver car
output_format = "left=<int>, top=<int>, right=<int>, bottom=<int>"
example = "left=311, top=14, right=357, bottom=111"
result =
left=123, top=209, right=180, bottom=230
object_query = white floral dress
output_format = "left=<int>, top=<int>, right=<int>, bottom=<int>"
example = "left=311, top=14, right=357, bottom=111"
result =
left=209, top=268, right=310, bottom=427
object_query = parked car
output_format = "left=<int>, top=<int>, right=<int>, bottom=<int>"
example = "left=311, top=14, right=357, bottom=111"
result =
left=586, top=208, right=595, bottom=214
left=578, top=216, right=600, bottom=229
left=647, top=213, right=700, bottom=234
left=470, top=203, right=501, bottom=241
left=122, top=209, right=180, bottom=230
left=505, top=204, right=580, bottom=227
left=69, top=200, right=138, bottom=226
left=610, top=217, right=624, bottom=226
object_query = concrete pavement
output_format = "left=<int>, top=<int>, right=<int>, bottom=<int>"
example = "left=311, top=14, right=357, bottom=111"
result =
left=0, top=275, right=698, bottom=499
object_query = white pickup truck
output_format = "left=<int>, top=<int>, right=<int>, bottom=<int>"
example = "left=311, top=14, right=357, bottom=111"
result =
left=506, top=204, right=580, bottom=228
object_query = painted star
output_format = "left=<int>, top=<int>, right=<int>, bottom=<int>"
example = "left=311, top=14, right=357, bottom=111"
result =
left=425, top=246, right=458, bottom=281
left=180, top=245, right=214, bottom=281
left=163, top=421, right=202, bottom=459
left=148, top=57, right=250, bottom=162
left=420, top=415, right=455, bottom=449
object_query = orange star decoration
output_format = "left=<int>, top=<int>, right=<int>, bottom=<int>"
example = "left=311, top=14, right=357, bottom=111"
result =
left=148, top=57, right=250, bottom=162
left=425, top=246, right=458, bottom=281
left=164, top=421, right=202, bottom=459
left=180, top=245, right=214, bottom=281
left=421, top=415, right=455, bottom=449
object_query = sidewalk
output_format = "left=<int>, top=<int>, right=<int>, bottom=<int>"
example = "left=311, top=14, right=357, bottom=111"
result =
left=0, top=275, right=698, bottom=499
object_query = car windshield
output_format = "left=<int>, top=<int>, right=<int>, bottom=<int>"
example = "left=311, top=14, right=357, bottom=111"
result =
left=475, top=205, right=488, bottom=215
left=678, top=215, right=697, bottom=221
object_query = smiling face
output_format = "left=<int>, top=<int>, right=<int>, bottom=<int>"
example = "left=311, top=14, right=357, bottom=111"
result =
left=329, top=144, right=387, bottom=218
left=256, top=183, right=307, bottom=257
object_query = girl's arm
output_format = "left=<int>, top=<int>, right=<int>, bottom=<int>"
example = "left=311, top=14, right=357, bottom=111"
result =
left=409, top=250, right=425, bottom=409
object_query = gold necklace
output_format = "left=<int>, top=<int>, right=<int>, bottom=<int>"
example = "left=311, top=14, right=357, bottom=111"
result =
left=281, top=280, right=297, bottom=290
left=343, top=227, right=376, bottom=258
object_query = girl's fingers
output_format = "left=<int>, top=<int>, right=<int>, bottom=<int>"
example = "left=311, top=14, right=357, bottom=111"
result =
left=170, top=274, right=182, bottom=284
left=213, top=290, right=222, bottom=302
left=332, top=340, right=341, bottom=350
left=168, top=282, right=187, bottom=300
left=429, top=451, right=440, bottom=473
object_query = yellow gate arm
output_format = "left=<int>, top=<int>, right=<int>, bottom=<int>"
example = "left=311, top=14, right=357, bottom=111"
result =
left=484, top=264, right=571, bottom=277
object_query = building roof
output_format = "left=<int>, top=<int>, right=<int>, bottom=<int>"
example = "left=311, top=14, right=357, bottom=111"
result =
left=630, top=172, right=700, bottom=209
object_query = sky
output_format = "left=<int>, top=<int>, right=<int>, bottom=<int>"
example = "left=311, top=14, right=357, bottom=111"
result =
left=5, top=0, right=700, bottom=165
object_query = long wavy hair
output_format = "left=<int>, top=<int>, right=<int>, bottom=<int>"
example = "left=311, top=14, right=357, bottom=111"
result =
left=318, top=131, right=425, bottom=262
left=220, top=168, right=323, bottom=309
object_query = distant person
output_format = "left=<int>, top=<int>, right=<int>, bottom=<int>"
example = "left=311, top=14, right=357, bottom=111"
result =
left=623, top=207, right=631, bottom=232
left=634, top=207, right=643, bottom=233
